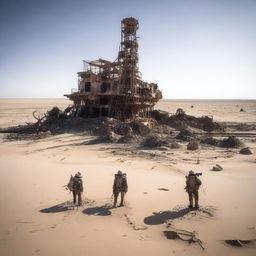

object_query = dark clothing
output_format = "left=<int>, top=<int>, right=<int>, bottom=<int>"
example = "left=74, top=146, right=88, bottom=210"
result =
left=72, top=177, right=83, bottom=205
left=73, top=191, right=82, bottom=206
left=188, top=190, right=199, bottom=208
left=114, top=191, right=125, bottom=207
left=73, top=177, right=83, bottom=193
left=113, top=175, right=128, bottom=193
left=113, top=175, right=128, bottom=207
left=185, top=174, right=201, bottom=208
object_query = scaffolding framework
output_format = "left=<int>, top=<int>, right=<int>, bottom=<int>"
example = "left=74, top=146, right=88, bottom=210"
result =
left=64, top=17, right=162, bottom=119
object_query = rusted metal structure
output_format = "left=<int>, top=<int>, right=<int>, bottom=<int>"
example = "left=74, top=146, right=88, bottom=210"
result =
left=64, top=17, right=162, bottom=119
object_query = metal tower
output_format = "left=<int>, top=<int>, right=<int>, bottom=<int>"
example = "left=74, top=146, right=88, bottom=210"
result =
left=118, top=17, right=139, bottom=94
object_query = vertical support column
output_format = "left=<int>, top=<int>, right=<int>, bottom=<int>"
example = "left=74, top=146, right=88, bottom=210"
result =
left=118, top=17, right=139, bottom=94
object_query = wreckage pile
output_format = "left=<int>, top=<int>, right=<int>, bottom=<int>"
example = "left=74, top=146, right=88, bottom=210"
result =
left=151, top=108, right=222, bottom=132
left=1, top=106, right=244, bottom=151
left=201, top=135, right=243, bottom=149
left=0, top=106, right=103, bottom=139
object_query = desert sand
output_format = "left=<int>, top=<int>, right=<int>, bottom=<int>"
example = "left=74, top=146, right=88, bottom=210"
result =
left=0, top=98, right=256, bottom=256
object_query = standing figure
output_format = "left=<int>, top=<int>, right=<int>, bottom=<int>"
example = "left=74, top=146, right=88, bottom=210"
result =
left=68, top=172, right=83, bottom=206
left=113, top=170, right=128, bottom=207
left=185, top=170, right=202, bottom=209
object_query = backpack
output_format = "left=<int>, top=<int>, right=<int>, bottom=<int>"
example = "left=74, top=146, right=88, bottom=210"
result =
left=114, top=173, right=127, bottom=191
left=188, top=175, right=197, bottom=188
left=115, top=175, right=124, bottom=188
left=73, top=178, right=83, bottom=192
left=67, top=175, right=75, bottom=191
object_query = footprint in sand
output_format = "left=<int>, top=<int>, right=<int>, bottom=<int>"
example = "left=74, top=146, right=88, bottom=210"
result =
left=124, top=214, right=147, bottom=231
left=30, top=224, right=57, bottom=233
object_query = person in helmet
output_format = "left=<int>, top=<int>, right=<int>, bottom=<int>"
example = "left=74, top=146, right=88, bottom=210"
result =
left=112, top=170, right=128, bottom=207
left=72, top=172, right=83, bottom=206
left=185, top=170, right=202, bottom=209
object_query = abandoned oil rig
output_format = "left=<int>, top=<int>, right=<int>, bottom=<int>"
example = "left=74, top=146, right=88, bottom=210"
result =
left=64, top=17, right=162, bottom=119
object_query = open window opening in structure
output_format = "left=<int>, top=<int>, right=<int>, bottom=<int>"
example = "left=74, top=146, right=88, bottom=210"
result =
left=101, top=82, right=110, bottom=93
left=84, top=82, right=91, bottom=92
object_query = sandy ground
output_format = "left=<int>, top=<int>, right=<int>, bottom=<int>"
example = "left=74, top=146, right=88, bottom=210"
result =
left=0, top=99, right=256, bottom=256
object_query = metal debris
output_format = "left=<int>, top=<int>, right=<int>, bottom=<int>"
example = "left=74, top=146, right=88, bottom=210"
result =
left=163, top=227, right=205, bottom=250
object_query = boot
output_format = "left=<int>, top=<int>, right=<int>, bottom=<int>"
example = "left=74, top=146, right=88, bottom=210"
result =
left=113, top=198, right=117, bottom=208
left=78, top=193, right=82, bottom=206
left=73, top=192, right=76, bottom=204
left=194, top=191, right=199, bottom=209
left=120, top=192, right=125, bottom=207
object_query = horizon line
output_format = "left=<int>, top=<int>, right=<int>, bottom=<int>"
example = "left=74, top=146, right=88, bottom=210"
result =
left=0, top=97, right=255, bottom=101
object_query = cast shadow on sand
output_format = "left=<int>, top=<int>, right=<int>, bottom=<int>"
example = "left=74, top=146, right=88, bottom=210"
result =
left=82, top=205, right=112, bottom=216
left=144, top=207, right=192, bottom=225
left=40, top=202, right=73, bottom=213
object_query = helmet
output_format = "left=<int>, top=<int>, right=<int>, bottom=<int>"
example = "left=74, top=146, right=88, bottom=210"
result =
left=189, top=170, right=194, bottom=175
left=75, top=172, right=82, bottom=178
left=117, top=170, right=122, bottom=176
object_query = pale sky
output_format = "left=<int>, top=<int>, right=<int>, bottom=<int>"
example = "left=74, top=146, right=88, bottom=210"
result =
left=0, top=0, right=255, bottom=99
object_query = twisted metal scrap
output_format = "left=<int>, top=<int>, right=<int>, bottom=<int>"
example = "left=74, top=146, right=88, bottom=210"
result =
left=164, top=227, right=205, bottom=250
